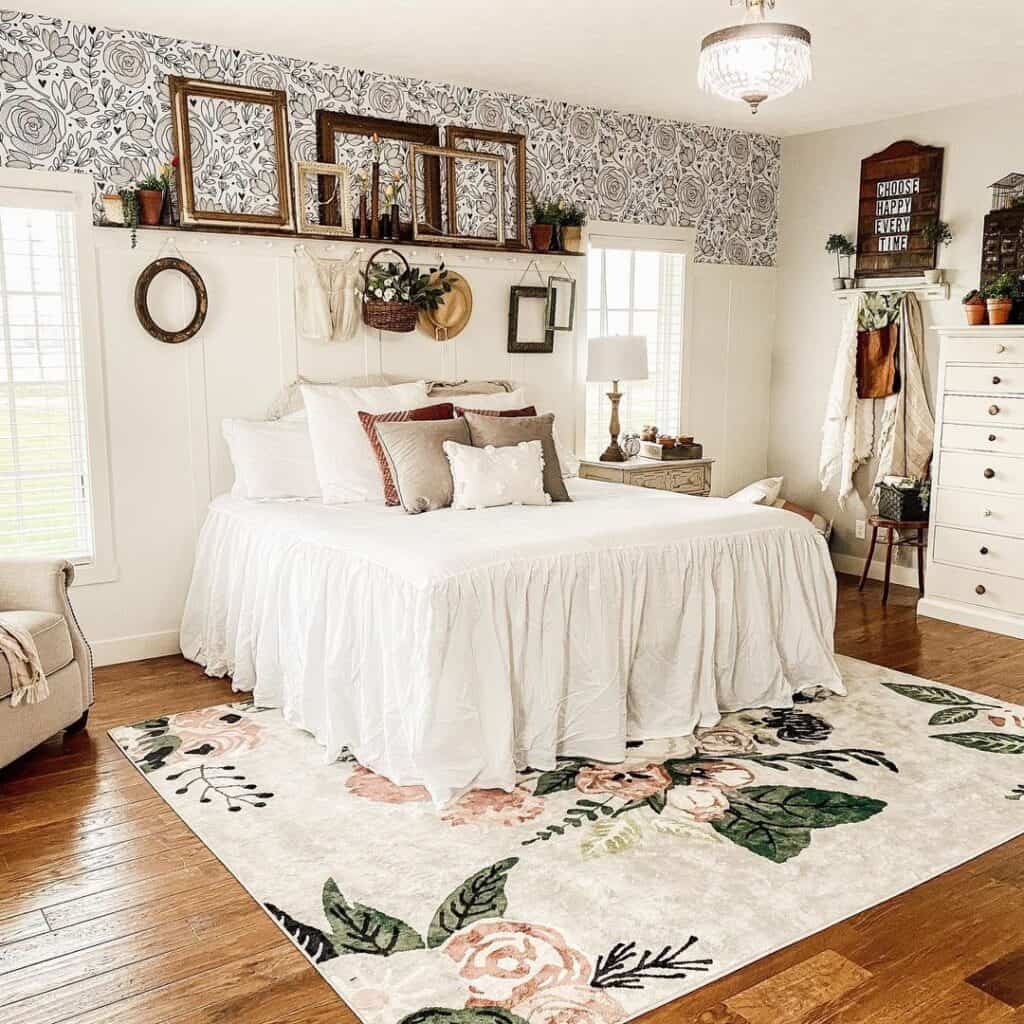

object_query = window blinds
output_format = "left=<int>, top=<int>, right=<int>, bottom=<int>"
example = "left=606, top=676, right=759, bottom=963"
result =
left=0, top=194, right=94, bottom=561
left=585, top=245, right=686, bottom=458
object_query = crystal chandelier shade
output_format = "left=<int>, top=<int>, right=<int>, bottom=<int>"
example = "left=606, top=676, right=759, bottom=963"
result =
left=698, top=1, right=812, bottom=114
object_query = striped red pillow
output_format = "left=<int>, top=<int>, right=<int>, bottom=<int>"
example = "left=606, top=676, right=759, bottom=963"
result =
left=359, top=403, right=454, bottom=505
left=454, top=405, right=537, bottom=418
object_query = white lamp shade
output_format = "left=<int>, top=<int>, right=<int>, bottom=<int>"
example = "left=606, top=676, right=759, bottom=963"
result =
left=586, top=335, right=649, bottom=383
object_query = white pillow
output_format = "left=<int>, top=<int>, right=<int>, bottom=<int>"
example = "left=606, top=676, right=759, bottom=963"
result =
left=443, top=440, right=551, bottom=510
left=728, top=476, right=784, bottom=506
left=301, top=381, right=430, bottom=503
left=433, top=388, right=528, bottom=412
left=223, top=418, right=320, bottom=500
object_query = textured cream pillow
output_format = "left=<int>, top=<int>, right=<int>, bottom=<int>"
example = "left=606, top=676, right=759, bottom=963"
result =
left=222, top=417, right=320, bottom=500
left=375, top=418, right=471, bottom=514
left=728, top=476, right=785, bottom=506
left=301, top=381, right=430, bottom=503
left=444, top=440, right=551, bottom=510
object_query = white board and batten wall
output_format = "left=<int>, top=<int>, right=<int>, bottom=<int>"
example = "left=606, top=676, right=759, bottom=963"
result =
left=75, top=223, right=776, bottom=665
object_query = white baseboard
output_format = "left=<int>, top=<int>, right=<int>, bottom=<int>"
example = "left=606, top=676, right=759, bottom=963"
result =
left=831, top=552, right=920, bottom=589
left=919, top=596, right=1024, bottom=640
left=91, top=629, right=181, bottom=667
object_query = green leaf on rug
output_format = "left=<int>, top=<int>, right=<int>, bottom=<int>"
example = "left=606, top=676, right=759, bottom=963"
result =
left=928, top=707, right=978, bottom=726
left=133, top=731, right=181, bottom=773
left=399, top=1008, right=530, bottom=1024
left=712, top=786, right=887, bottom=864
left=533, top=764, right=582, bottom=796
left=933, top=732, right=1024, bottom=755
left=264, top=902, right=337, bottom=964
left=322, top=878, right=425, bottom=956
left=426, top=857, right=519, bottom=949
left=883, top=683, right=977, bottom=706
left=580, top=813, right=645, bottom=860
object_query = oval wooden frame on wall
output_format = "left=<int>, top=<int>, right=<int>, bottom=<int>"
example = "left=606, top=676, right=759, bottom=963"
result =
left=134, top=257, right=209, bottom=344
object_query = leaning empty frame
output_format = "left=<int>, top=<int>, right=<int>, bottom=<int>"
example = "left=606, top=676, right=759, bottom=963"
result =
left=409, top=146, right=505, bottom=246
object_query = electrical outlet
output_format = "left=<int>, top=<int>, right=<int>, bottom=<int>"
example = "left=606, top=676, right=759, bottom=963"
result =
left=855, top=519, right=866, bottom=540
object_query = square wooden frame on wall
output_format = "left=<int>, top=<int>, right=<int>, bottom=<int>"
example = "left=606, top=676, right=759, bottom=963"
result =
left=169, top=76, right=295, bottom=232
left=445, top=127, right=527, bottom=249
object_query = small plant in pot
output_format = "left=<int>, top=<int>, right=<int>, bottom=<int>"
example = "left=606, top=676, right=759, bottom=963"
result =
left=984, top=273, right=1020, bottom=326
left=922, top=219, right=953, bottom=284
left=530, top=194, right=560, bottom=252
left=558, top=201, right=587, bottom=253
left=962, top=289, right=987, bottom=326
left=825, top=233, right=856, bottom=290
left=136, top=160, right=175, bottom=228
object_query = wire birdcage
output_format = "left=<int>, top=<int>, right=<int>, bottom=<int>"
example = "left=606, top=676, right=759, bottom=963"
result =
left=990, top=173, right=1024, bottom=211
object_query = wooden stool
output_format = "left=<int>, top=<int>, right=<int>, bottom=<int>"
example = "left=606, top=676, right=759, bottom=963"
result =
left=858, top=515, right=928, bottom=605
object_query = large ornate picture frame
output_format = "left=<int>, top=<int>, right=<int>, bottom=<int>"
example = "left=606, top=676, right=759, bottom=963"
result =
left=316, top=111, right=442, bottom=230
left=445, top=127, right=527, bottom=248
left=169, top=76, right=295, bottom=232
left=409, top=146, right=505, bottom=246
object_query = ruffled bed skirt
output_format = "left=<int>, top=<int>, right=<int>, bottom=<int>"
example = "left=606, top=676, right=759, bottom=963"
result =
left=181, top=497, right=843, bottom=805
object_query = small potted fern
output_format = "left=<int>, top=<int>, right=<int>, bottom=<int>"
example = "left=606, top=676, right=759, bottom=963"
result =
left=530, top=194, right=559, bottom=252
left=825, top=233, right=856, bottom=290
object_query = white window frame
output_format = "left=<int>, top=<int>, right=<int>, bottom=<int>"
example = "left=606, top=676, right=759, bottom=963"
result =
left=0, top=168, right=116, bottom=585
left=577, top=221, right=696, bottom=457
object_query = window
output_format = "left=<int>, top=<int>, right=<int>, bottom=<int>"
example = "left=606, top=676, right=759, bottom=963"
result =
left=584, top=232, right=688, bottom=458
left=0, top=171, right=113, bottom=581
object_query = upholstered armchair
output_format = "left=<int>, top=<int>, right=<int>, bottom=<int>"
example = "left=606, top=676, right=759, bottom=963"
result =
left=0, top=558, right=93, bottom=770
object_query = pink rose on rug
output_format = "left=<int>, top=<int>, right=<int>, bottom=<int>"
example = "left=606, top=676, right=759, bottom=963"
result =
left=442, top=786, right=544, bottom=827
left=696, top=761, right=755, bottom=790
left=694, top=726, right=756, bottom=756
left=443, top=920, right=591, bottom=1007
left=511, top=983, right=626, bottom=1024
left=345, top=765, right=430, bottom=804
left=169, top=707, right=265, bottom=758
left=667, top=782, right=730, bottom=822
left=574, top=763, right=671, bottom=800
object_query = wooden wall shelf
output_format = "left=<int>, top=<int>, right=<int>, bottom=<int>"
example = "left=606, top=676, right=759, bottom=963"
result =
left=97, top=221, right=584, bottom=257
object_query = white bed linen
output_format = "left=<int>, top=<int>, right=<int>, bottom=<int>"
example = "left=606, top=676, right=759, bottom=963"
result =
left=180, top=479, right=843, bottom=805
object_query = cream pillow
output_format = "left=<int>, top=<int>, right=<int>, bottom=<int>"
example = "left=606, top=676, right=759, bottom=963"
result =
left=444, top=440, right=551, bottom=510
left=301, top=381, right=430, bottom=503
left=223, top=417, right=320, bottom=500
left=426, top=388, right=527, bottom=413
left=728, top=476, right=785, bottom=506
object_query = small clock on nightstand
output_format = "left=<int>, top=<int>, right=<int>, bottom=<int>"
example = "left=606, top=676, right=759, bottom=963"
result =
left=578, top=456, right=714, bottom=496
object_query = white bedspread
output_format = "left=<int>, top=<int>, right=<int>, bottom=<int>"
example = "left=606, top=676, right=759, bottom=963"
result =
left=180, top=479, right=843, bottom=805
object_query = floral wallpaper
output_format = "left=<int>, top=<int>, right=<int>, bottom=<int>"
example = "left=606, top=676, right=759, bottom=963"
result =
left=0, top=9, right=781, bottom=265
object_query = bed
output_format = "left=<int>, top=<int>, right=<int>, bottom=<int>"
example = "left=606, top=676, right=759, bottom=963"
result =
left=180, top=478, right=843, bottom=805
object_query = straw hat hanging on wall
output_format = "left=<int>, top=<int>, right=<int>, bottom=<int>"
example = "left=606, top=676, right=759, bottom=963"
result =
left=418, top=270, right=473, bottom=341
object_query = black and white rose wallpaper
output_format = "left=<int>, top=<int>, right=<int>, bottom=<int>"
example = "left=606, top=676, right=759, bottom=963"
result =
left=0, top=9, right=781, bottom=265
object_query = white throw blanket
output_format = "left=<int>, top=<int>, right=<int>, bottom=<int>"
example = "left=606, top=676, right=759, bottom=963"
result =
left=0, top=617, right=49, bottom=706
left=820, top=291, right=934, bottom=506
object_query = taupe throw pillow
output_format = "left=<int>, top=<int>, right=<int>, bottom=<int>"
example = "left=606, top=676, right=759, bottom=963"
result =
left=462, top=412, right=571, bottom=502
left=375, top=418, right=471, bottom=514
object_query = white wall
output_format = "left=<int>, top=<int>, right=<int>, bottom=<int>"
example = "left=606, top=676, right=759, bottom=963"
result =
left=770, top=93, right=1024, bottom=571
left=74, top=227, right=775, bottom=664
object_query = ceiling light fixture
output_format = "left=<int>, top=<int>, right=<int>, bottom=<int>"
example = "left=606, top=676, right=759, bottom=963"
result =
left=698, top=0, right=812, bottom=115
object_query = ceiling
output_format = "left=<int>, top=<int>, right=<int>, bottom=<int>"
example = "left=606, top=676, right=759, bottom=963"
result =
left=33, top=0, right=1024, bottom=136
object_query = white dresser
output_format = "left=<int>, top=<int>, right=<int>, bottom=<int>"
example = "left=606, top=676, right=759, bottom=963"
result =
left=920, top=325, right=1024, bottom=639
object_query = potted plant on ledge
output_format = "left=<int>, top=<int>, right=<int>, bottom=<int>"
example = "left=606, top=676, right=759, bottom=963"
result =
left=530, top=195, right=559, bottom=252
left=922, top=220, right=953, bottom=284
left=825, top=233, right=856, bottom=290
left=984, top=273, right=1020, bottom=326
left=558, top=202, right=587, bottom=253
left=962, top=289, right=987, bottom=326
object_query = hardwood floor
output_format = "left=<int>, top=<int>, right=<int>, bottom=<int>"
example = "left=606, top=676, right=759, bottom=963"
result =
left=3, top=575, right=1024, bottom=1023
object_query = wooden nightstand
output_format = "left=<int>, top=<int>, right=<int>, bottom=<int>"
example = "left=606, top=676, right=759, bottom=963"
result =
left=578, top=457, right=714, bottom=496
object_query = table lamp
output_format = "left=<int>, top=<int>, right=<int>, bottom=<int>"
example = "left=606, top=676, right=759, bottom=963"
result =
left=586, top=335, right=649, bottom=462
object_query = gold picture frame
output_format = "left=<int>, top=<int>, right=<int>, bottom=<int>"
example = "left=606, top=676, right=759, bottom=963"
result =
left=408, top=145, right=505, bottom=246
left=294, top=161, right=353, bottom=237
left=169, top=75, right=295, bottom=232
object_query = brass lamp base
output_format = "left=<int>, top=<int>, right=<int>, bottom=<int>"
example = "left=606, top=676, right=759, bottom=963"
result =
left=599, top=381, right=626, bottom=463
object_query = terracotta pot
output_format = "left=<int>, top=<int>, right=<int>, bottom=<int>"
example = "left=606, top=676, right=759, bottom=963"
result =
left=560, top=225, right=582, bottom=253
left=530, top=223, right=553, bottom=251
left=137, top=189, right=164, bottom=226
left=964, top=302, right=988, bottom=326
left=987, top=298, right=1014, bottom=326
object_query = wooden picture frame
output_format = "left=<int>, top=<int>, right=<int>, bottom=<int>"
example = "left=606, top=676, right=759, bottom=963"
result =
left=169, top=76, right=294, bottom=232
left=409, top=145, right=505, bottom=246
left=134, top=258, right=208, bottom=344
left=445, top=127, right=527, bottom=248
left=316, top=111, right=442, bottom=230
left=294, top=161, right=353, bottom=237
left=546, top=275, right=576, bottom=332
left=507, top=285, right=554, bottom=354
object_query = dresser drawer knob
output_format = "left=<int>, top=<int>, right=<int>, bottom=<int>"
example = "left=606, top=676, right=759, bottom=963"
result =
left=993, top=376, right=1002, bottom=385
left=989, top=434, right=998, bottom=442
left=976, top=584, right=987, bottom=595
left=984, top=468, right=996, bottom=479
left=989, top=405, right=1001, bottom=416
left=984, top=508, right=993, bottom=517
left=980, top=546, right=990, bottom=555
left=996, top=344, right=1007, bottom=354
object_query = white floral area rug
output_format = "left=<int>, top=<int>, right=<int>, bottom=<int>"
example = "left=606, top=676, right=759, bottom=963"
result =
left=109, top=655, right=1024, bottom=1024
